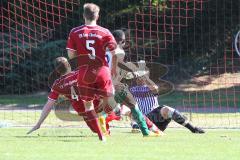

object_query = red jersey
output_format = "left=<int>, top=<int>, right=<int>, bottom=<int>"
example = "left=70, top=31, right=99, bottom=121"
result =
left=66, top=25, right=116, bottom=67
left=48, top=71, right=88, bottom=113
left=48, top=71, right=80, bottom=102
left=48, top=71, right=107, bottom=113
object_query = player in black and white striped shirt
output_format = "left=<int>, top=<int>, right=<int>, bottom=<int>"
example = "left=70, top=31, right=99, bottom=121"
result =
left=129, top=73, right=205, bottom=133
left=129, top=85, right=159, bottom=115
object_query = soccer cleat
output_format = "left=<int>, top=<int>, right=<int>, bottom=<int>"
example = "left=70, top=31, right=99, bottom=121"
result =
left=131, top=128, right=141, bottom=133
left=143, top=131, right=163, bottom=137
left=152, top=129, right=164, bottom=136
left=149, top=125, right=163, bottom=135
left=99, top=135, right=107, bottom=142
left=131, top=124, right=141, bottom=133
left=98, top=116, right=109, bottom=136
left=192, top=127, right=205, bottom=134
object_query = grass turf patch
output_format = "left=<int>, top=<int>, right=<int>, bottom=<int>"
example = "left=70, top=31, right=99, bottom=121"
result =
left=0, top=128, right=239, bottom=160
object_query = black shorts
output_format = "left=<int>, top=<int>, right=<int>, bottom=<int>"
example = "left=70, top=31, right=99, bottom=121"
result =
left=146, top=106, right=171, bottom=131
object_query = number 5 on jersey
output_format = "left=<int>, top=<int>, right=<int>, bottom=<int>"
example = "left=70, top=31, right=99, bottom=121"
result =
left=86, top=40, right=96, bottom=59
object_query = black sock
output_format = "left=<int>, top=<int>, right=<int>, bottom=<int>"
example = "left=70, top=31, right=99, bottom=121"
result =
left=185, top=123, right=196, bottom=133
left=172, top=110, right=195, bottom=132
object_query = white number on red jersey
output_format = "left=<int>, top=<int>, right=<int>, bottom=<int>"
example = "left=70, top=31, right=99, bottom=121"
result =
left=86, top=40, right=96, bottom=59
left=70, top=86, right=79, bottom=101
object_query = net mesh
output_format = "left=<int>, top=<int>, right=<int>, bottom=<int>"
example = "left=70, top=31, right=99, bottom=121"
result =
left=0, top=0, right=79, bottom=92
left=128, top=0, right=208, bottom=61
left=0, top=0, right=240, bottom=129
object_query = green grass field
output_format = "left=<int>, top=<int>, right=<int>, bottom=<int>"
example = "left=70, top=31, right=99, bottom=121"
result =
left=0, top=128, right=239, bottom=160
left=0, top=89, right=240, bottom=160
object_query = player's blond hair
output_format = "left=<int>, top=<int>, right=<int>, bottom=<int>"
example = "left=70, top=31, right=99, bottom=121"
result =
left=83, top=3, right=100, bottom=21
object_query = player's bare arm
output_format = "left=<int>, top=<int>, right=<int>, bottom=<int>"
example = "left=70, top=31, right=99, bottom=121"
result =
left=27, top=99, right=55, bottom=134
left=67, top=50, right=78, bottom=60
left=110, top=50, right=118, bottom=77
left=142, top=76, right=159, bottom=95
left=127, top=61, right=159, bottom=94
left=118, top=61, right=139, bottom=76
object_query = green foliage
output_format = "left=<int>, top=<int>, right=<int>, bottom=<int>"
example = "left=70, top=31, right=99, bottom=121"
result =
left=1, top=40, right=66, bottom=94
left=1, top=0, right=144, bottom=94
left=2, top=0, right=240, bottom=94
left=157, top=0, right=240, bottom=79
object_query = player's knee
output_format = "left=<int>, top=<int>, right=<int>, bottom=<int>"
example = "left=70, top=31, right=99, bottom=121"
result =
left=160, top=105, right=175, bottom=119
left=160, top=107, right=168, bottom=119
left=106, top=96, right=118, bottom=109
left=124, top=93, right=137, bottom=108
left=126, top=101, right=136, bottom=108
left=84, top=101, right=94, bottom=111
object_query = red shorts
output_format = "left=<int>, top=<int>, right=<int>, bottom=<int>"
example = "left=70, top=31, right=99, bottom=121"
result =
left=71, top=98, right=113, bottom=115
left=77, top=65, right=114, bottom=101
left=71, top=98, right=100, bottom=114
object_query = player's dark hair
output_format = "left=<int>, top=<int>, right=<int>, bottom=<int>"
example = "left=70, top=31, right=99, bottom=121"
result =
left=54, top=57, right=69, bottom=75
left=83, top=3, right=100, bottom=21
left=112, top=30, right=125, bottom=44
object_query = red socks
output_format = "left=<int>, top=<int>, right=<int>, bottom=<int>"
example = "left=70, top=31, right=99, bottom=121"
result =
left=144, top=116, right=154, bottom=129
left=106, top=112, right=121, bottom=124
left=83, top=110, right=104, bottom=140
left=105, top=112, right=121, bottom=134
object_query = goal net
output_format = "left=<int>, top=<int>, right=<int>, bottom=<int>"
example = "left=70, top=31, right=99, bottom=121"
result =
left=0, top=0, right=239, bottom=129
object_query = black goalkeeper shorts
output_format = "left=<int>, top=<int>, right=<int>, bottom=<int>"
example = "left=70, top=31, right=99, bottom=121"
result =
left=146, top=106, right=171, bottom=131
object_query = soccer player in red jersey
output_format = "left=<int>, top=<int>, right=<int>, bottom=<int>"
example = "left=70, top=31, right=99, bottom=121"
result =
left=66, top=3, right=155, bottom=136
left=66, top=3, right=117, bottom=83
left=27, top=57, right=106, bottom=141
left=66, top=3, right=117, bottom=120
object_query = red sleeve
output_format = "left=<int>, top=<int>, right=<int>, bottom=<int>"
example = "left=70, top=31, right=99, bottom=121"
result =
left=48, top=89, right=59, bottom=101
left=66, top=31, right=77, bottom=51
left=103, top=30, right=117, bottom=51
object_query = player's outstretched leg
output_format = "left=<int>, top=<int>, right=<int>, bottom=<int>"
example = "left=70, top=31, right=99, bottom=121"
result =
left=115, top=88, right=159, bottom=136
left=161, top=105, right=205, bottom=134
left=83, top=101, right=106, bottom=141
left=144, top=116, right=162, bottom=135
left=130, top=115, right=162, bottom=134
left=130, top=104, right=150, bottom=135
